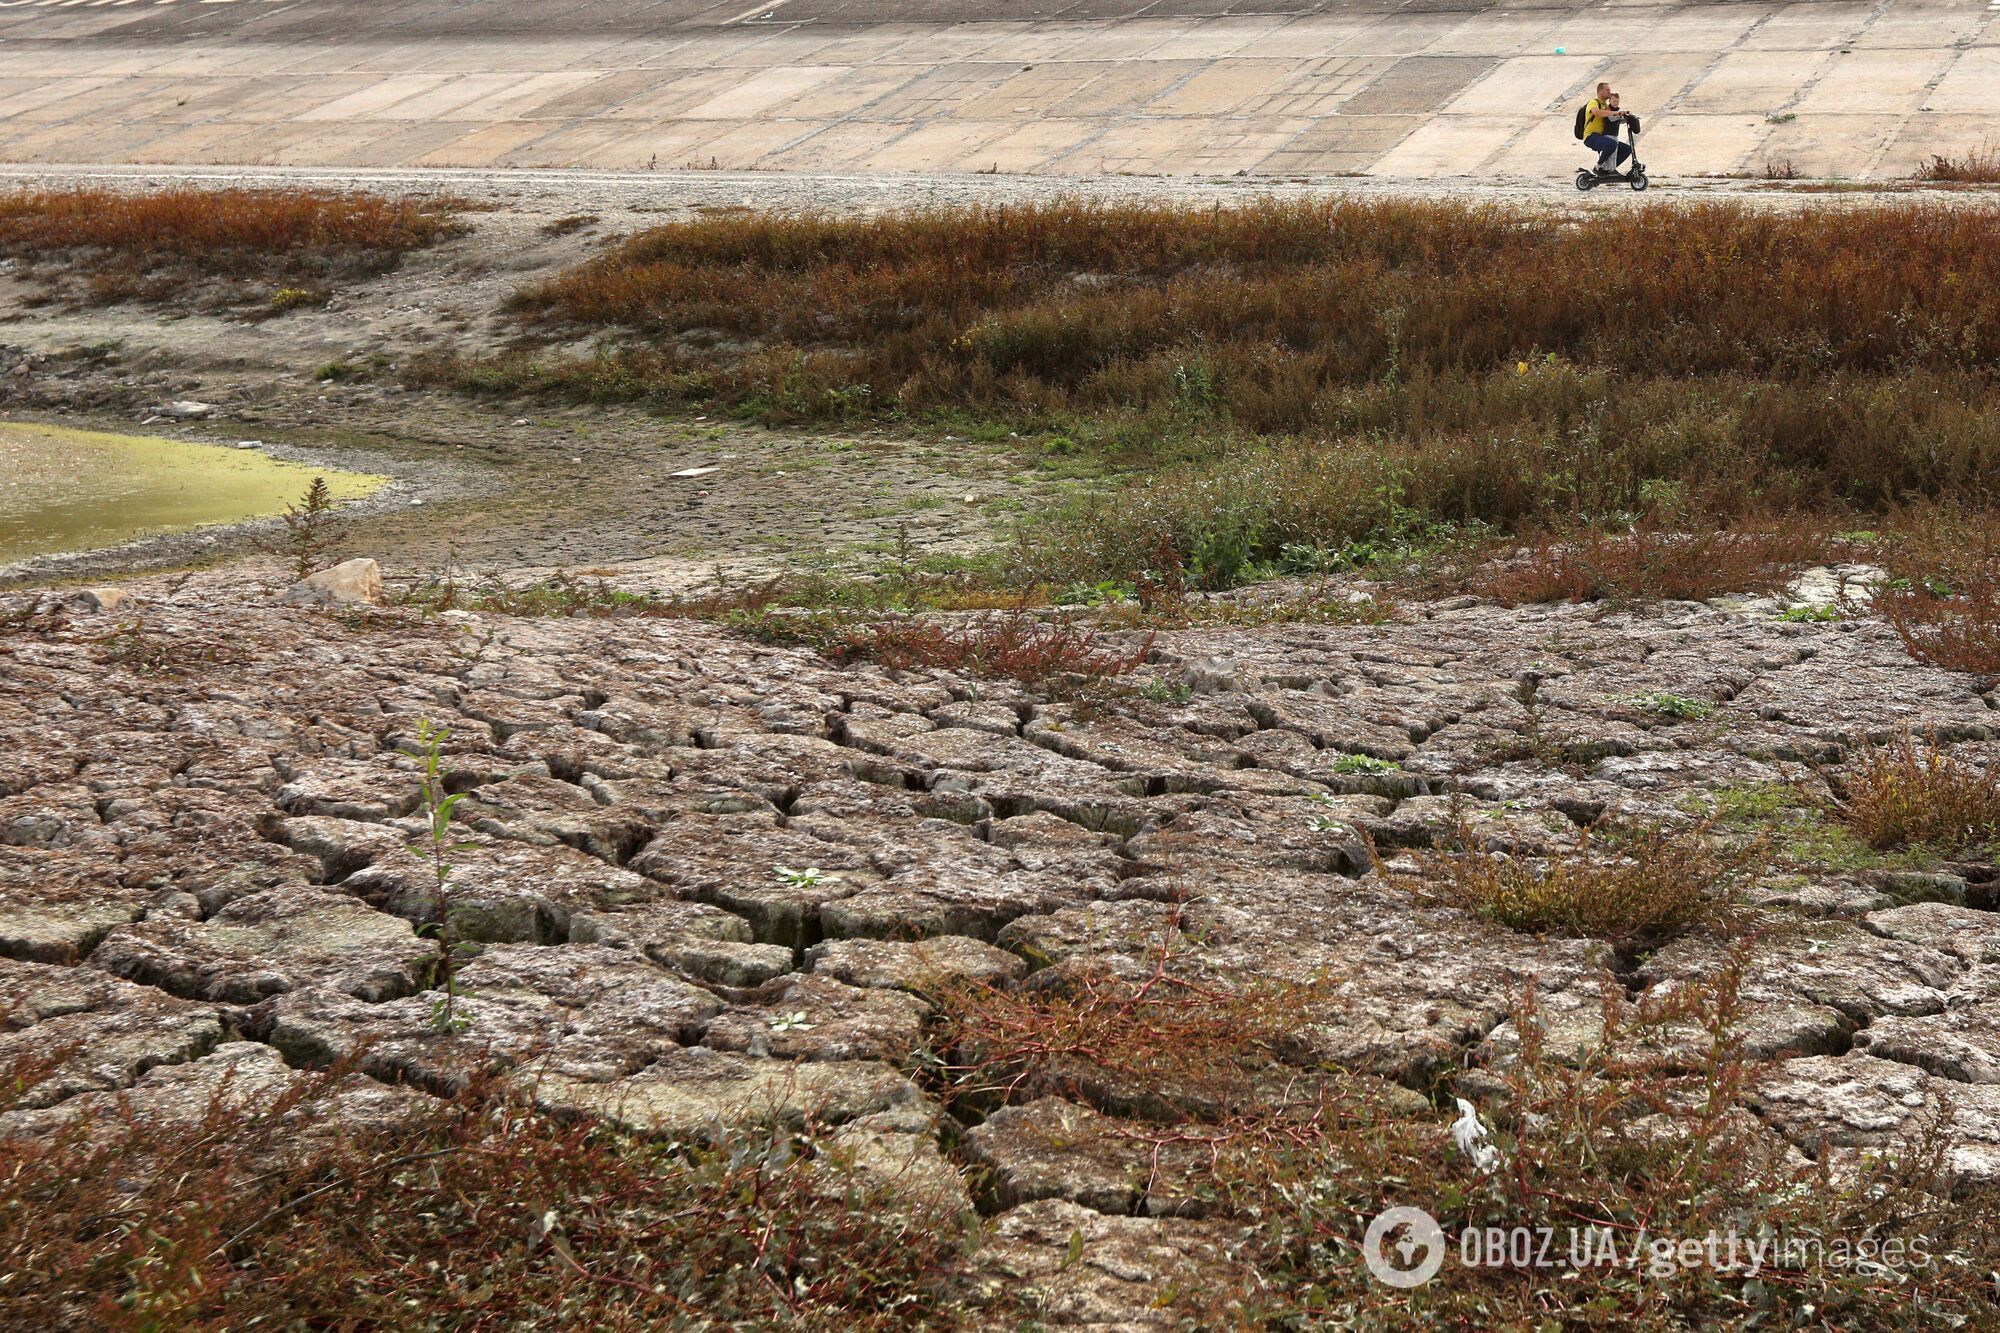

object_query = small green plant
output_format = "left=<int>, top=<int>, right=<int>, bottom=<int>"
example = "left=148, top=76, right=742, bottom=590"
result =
left=415, top=719, right=475, bottom=1033
left=1329, top=753, right=1399, bottom=775
left=269, top=286, right=326, bottom=312
left=769, top=1011, right=815, bottom=1033
left=315, top=360, right=364, bottom=382
left=1306, top=814, right=1348, bottom=833
left=1702, top=781, right=1799, bottom=824
left=1625, top=691, right=1714, bottom=719
left=1777, top=603, right=1840, bottom=623
left=1136, top=677, right=1192, bottom=705
left=255, top=476, right=342, bottom=581
left=776, top=865, right=826, bottom=889
left=1169, top=360, right=1216, bottom=412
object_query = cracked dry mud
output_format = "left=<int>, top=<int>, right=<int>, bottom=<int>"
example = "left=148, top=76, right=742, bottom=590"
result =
left=6, top=571, right=2000, bottom=1324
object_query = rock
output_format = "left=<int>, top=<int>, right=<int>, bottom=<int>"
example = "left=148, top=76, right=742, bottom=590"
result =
left=0, top=857, right=150, bottom=963
left=157, top=400, right=215, bottom=419
left=807, top=935, right=1028, bottom=992
left=281, top=557, right=382, bottom=607
left=266, top=944, right=723, bottom=1091
left=86, top=887, right=434, bottom=1003
left=0, top=1043, right=424, bottom=1160
left=0, top=959, right=224, bottom=1108
left=1750, top=1054, right=2000, bottom=1188
left=63, top=586, right=128, bottom=614
left=533, top=1047, right=932, bottom=1142
left=700, top=973, right=929, bottom=1063
left=973, top=1199, right=1240, bottom=1327
left=829, top=1115, right=977, bottom=1222
left=963, top=1097, right=1154, bottom=1215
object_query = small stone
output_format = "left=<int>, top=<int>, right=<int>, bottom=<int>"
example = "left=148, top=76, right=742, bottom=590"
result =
left=281, top=558, right=383, bottom=607
left=64, top=586, right=128, bottom=614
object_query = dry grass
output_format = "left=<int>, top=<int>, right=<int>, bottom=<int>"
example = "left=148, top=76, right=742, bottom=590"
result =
left=0, top=1060, right=978, bottom=1328
left=1872, top=503, right=2000, bottom=674
left=745, top=610, right=1152, bottom=693
left=1914, top=146, right=2000, bottom=184
left=1832, top=734, right=2000, bottom=852
left=1462, top=517, right=1831, bottom=606
left=0, top=186, right=464, bottom=308
left=425, top=198, right=2000, bottom=592
left=929, top=920, right=2000, bottom=1325
left=512, top=199, right=2000, bottom=388
left=1386, top=822, right=1742, bottom=953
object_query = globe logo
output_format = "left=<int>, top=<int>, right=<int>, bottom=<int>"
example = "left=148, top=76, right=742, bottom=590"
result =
left=1362, top=1206, right=1446, bottom=1288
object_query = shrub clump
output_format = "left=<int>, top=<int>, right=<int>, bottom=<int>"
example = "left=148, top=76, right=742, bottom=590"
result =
left=1872, top=503, right=2000, bottom=674
left=1834, top=734, right=2000, bottom=852
left=0, top=186, right=464, bottom=308
left=1464, top=517, right=1831, bottom=606
left=0, top=1064, right=978, bottom=1328
left=1387, top=822, right=1741, bottom=952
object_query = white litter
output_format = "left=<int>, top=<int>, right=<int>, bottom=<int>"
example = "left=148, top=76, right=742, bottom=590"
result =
left=1452, top=1098, right=1502, bottom=1172
left=670, top=466, right=720, bottom=479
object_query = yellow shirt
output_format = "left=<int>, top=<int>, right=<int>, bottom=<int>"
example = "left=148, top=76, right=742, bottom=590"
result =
left=1584, top=99, right=1612, bottom=137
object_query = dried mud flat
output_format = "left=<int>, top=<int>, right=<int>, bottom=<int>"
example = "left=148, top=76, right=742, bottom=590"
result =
left=7, top=562, right=2000, bottom=1320
left=8, top=169, right=2000, bottom=1319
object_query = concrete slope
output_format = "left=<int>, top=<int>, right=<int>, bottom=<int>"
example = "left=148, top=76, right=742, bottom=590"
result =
left=0, top=0, right=1994, bottom=180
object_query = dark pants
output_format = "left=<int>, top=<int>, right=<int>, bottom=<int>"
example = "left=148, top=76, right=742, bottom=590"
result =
left=1585, top=132, right=1631, bottom=171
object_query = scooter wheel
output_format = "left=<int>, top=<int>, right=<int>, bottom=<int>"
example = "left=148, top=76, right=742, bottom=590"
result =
left=1575, top=170, right=1595, bottom=191
left=1630, top=170, right=1649, bottom=192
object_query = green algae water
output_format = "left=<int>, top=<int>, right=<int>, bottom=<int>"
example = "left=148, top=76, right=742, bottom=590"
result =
left=0, top=422, right=388, bottom=565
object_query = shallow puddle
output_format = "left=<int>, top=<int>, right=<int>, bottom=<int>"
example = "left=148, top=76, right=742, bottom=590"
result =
left=0, top=422, right=388, bottom=565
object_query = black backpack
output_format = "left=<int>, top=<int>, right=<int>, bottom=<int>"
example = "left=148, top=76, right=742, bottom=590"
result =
left=1574, top=103, right=1589, bottom=140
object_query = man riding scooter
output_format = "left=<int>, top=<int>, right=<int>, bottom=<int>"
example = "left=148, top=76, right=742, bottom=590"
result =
left=1574, top=82, right=1648, bottom=191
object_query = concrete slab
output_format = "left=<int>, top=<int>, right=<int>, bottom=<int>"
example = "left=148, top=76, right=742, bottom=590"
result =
left=1758, top=112, right=1908, bottom=176
left=860, top=118, right=1016, bottom=170
left=757, top=119, right=911, bottom=170
left=1368, top=113, right=1524, bottom=174
left=1926, top=49, right=2000, bottom=112
left=1793, top=49, right=1949, bottom=114
left=1147, top=58, right=1297, bottom=115
left=1677, top=51, right=1831, bottom=115
left=0, top=0, right=1992, bottom=181
left=1258, top=113, right=1425, bottom=172
left=680, top=66, right=848, bottom=120
left=1444, top=55, right=1589, bottom=115
left=949, top=117, right=1103, bottom=171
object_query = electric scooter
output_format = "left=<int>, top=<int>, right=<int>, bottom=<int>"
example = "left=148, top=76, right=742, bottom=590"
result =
left=1575, top=117, right=1648, bottom=192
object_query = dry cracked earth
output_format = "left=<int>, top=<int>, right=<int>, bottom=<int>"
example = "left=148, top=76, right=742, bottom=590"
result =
left=6, top=568, right=2000, bottom=1321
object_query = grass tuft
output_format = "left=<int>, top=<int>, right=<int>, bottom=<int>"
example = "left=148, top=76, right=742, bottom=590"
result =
left=0, top=1059, right=977, bottom=1327
left=1872, top=503, right=2000, bottom=674
left=1463, top=518, right=1829, bottom=606
left=0, top=187, right=464, bottom=308
left=1914, top=146, right=2000, bottom=184
left=1387, top=822, right=1741, bottom=953
left=1833, top=734, right=2000, bottom=852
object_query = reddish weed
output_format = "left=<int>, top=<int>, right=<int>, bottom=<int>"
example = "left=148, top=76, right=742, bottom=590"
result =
left=1915, top=146, right=2000, bottom=184
left=0, top=187, right=464, bottom=306
left=0, top=1062, right=976, bottom=1328
left=1832, top=734, right=2000, bottom=851
left=1385, top=822, right=1742, bottom=953
left=1872, top=502, right=2000, bottom=674
left=1466, top=519, right=1829, bottom=606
